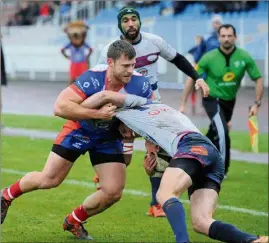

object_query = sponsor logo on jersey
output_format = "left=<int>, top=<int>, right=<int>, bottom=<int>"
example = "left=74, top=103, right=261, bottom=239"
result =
left=148, top=107, right=170, bottom=116
left=142, top=81, right=149, bottom=94
left=90, top=77, right=100, bottom=89
left=83, top=81, right=90, bottom=88
left=74, top=134, right=90, bottom=144
left=147, top=54, right=158, bottom=62
left=72, top=142, right=83, bottom=149
left=76, top=80, right=86, bottom=92
left=234, top=60, right=245, bottom=68
left=190, top=146, right=208, bottom=156
left=137, top=68, right=148, bottom=76
left=222, top=72, right=235, bottom=82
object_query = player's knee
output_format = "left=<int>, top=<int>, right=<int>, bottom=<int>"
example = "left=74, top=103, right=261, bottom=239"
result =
left=156, top=188, right=173, bottom=206
left=191, top=215, right=211, bottom=234
left=103, top=187, right=123, bottom=204
left=39, top=173, right=62, bottom=189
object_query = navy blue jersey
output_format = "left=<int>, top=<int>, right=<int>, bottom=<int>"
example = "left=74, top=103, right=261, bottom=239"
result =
left=68, top=64, right=153, bottom=141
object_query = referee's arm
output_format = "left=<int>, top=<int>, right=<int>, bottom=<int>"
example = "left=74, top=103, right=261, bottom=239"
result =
left=179, top=56, right=207, bottom=112
left=247, top=56, right=264, bottom=116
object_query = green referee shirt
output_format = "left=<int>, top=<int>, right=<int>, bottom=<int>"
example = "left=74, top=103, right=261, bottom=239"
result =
left=196, top=47, right=262, bottom=100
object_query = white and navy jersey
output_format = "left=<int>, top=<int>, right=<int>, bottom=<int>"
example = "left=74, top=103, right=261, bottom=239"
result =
left=70, top=64, right=152, bottom=137
left=116, top=103, right=201, bottom=157
left=97, top=32, right=177, bottom=86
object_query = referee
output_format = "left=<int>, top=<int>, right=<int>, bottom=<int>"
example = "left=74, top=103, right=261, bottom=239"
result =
left=180, top=24, right=263, bottom=177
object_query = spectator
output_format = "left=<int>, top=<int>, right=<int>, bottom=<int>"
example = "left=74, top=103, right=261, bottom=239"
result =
left=39, top=1, right=54, bottom=24
left=59, top=0, right=71, bottom=15
left=193, top=14, right=223, bottom=63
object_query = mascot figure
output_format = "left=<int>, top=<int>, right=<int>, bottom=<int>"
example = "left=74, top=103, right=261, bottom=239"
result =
left=61, top=20, right=93, bottom=84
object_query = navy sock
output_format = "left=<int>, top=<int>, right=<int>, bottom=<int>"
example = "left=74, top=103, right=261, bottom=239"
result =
left=162, top=198, right=189, bottom=243
left=149, top=177, right=161, bottom=206
left=209, top=221, right=258, bottom=243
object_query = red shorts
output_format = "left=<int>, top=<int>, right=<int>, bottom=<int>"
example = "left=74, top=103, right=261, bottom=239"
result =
left=70, top=62, right=88, bottom=81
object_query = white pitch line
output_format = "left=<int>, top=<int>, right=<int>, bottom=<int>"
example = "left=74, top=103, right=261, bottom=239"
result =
left=2, top=168, right=268, bottom=217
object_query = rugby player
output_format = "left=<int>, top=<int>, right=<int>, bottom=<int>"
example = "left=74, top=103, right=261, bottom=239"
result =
left=96, top=6, right=209, bottom=217
left=78, top=90, right=268, bottom=243
left=1, top=40, right=153, bottom=240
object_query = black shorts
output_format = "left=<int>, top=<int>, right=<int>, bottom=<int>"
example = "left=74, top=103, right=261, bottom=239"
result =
left=51, top=144, right=125, bottom=166
left=169, top=157, right=221, bottom=198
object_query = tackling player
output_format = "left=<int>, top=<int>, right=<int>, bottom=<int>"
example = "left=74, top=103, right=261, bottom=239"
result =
left=77, top=90, right=268, bottom=243
left=96, top=6, right=209, bottom=217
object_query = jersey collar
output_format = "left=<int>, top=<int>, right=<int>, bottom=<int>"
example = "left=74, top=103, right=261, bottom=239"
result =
left=218, top=46, right=237, bottom=58
left=218, top=46, right=237, bottom=67
left=120, top=33, right=142, bottom=45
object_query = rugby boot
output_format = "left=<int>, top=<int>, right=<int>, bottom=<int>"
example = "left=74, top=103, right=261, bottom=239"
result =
left=1, top=189, right=12, bottom=224
left=63, top=216, right=93, bottom=240
left=146, top=204, right=166, bottom=217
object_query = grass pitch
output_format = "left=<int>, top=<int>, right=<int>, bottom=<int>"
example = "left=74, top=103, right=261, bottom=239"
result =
left=1, top=136, right=268, bottom=242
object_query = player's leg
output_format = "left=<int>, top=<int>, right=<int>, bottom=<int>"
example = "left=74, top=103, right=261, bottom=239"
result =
left=188, top=137, right=265, bottom=243
left=203, top=97, right=229, bottom=174
left=190, top=181, right=263, bottom=242
left=64, top=140, right=126, bottom=240
left=93, top=138, right=134, bottom=190
left=156, top=158, right=203, bottom=242
left=147, top=150, right=169, bottom=217
left=190, top=83, right=197, bottom=115
left=1, top=144, right=80, bottom=224
left=218, top=98, right=236, bottom=176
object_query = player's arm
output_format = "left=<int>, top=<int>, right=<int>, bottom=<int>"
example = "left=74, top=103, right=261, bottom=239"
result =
left=155, top=36, right=208, bottom=97
left=54, top=72, right=115, bottom=120
left=81, top=90, right=149, bottom=109
left=246, top=55, right=264, bottom=116
left=155, top=35, right=201, bottom=82
left=143, top=140, right=158, bottom=176
left=54, top=88, right=108, bottom=120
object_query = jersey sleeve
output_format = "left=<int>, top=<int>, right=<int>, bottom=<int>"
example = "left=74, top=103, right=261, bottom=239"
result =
left=96, top=45, right=109, bottom=65
left=70, top=70, right=102, bottom=99
left=196, top=53, right=208, bottom=76
left=154, top=35, right=177, bottom=61
left=245, top=53, right=262, bottom=81
left=138, top=77, right=153, bottom=99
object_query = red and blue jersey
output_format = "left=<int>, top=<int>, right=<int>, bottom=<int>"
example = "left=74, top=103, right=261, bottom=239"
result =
left=56, top=64, right=153, bottom=148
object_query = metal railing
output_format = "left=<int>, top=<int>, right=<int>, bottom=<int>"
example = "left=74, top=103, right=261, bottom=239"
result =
left=50, top=1, right=115, bottom=26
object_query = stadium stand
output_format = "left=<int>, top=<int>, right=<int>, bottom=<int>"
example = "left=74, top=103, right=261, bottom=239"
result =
left=2, top=1, right=268, bottom=88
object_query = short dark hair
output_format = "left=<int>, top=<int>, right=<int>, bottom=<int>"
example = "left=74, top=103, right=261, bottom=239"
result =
left=107, top=40, right=136, bottom=60
left=218, top=24, right=237, bottom=36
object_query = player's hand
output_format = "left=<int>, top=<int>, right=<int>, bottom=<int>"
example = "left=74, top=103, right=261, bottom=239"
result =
left=143, top=153, right=157, bottom=176
left=195, top=79, right=209, bottom=97
left=179, top=104, right=186, bottom=113
left=248, top=103, right=259, bottom=117
left=97, top=103, right=117, bottom=120
left=145, top=140, right=159, bottom=154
